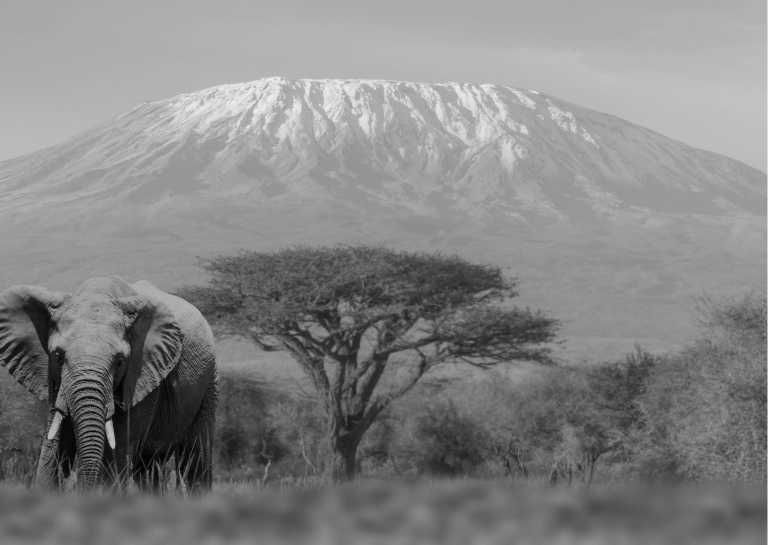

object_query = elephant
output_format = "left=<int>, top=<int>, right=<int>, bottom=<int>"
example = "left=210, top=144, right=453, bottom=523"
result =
left=0, top=276, right=218, bottom=492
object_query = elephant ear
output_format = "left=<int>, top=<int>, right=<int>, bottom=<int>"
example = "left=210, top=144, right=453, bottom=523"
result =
left=117, top=295, right=183, bottom=408
left=0, top=286, right=66, bottom=400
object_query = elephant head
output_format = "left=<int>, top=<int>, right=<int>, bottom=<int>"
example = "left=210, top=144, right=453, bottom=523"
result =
left=0, top=276, right=182, bottom=488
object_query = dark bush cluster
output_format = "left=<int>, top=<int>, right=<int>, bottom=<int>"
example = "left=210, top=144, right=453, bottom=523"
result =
left=0, top=376, right=46, bottom=483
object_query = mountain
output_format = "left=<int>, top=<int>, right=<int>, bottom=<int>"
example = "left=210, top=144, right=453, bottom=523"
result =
left=0, top=77, right=764, bottom=363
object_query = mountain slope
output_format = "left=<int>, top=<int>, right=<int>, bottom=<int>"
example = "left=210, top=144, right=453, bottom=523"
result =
left=0, top=77, right=764, bottom=362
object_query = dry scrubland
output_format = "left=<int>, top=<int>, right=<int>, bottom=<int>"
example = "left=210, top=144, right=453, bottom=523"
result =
left=0, top=480, right=764, bottom=545
left=0, top=250, right=763, bottom=544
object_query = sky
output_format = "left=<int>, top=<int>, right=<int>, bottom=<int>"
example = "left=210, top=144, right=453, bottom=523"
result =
left=0, top=0, right=765, bottom=170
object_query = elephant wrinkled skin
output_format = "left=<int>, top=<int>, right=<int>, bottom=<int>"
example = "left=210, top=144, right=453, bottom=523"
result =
left=0, top=276, right=217, bottom=492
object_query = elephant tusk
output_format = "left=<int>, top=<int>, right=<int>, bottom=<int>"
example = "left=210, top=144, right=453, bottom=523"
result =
left=47, top=411, right=64, bottom=441
left=105, top=419, right=116, bottom=450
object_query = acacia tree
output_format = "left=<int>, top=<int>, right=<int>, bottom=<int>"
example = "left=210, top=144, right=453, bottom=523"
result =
left=178, top=246, right=558, bottom=481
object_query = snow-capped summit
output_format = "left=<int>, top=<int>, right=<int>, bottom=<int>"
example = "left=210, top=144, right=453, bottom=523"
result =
left=1, top=77, right=763, bottom=223
left=0, top=77, right=764, bottom=359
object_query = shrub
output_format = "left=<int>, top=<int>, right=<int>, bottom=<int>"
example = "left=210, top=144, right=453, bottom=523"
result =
left=407, top=399, right=490, bottom=476
left=636, top=293, right=766, bottom=481
left=215, top=371, right=288, bottom=481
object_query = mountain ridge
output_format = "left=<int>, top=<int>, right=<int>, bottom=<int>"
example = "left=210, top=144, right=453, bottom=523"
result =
left=2, top=77, right=763, bottom=218
left=0, top=77, right=764, bottom=362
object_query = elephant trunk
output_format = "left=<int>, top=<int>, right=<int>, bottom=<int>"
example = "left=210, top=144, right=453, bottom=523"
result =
left=64, top=368, right=115, bottom=490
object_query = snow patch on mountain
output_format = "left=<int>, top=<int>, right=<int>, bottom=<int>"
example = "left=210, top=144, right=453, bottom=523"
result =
left=546, top=101, right=599, bottom=148
left=509, top=89, right=538, bottom=109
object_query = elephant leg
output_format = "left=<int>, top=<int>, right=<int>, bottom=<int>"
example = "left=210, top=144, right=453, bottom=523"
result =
left=102, top=447, right=130, bottom=491
left=34, top=411, right=75, bottom=489
left=34, top=411, right=60, bottom=489
left=175, top=375, right=217, bottom=493
left=105, top=444, right=129, bottom=491
left=34, top=439, right=59, bottom=489
left=132, top=450, right=171, bottom=493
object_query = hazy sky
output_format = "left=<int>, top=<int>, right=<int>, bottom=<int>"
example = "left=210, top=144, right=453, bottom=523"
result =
left=1, top=0, right=765, bottom=170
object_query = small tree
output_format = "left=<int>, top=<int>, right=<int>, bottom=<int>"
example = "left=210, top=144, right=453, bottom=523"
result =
left=179, top=246, right=558, bottom=481
left=216, top=371, right=288, bottom=480
left=585, top=347, right=659, bottom=467
left=411, top=400, right=489, bottom=476
left=637, top=293, right=766, bottom=481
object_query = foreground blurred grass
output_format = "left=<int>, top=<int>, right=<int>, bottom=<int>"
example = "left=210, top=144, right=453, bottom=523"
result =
left=0, top=480, right=763, bottom=545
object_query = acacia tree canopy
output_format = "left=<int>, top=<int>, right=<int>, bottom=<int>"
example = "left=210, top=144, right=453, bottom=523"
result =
left=182, top=246, right=556, bottom=362
left=179, top=245, right=559, bottom=480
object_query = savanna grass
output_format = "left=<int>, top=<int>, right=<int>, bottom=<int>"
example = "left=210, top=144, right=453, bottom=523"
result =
left=0, top=479, right=763, bottom=545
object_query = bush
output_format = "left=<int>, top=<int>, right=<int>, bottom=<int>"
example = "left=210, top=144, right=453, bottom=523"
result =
left=408, top=399, right=490, bottom=476
left=215, top=371, right=288, bottom=481
left=267, top=394, right=327, bottom=479
left=0, top=375, right=45, bottom=483
left=635, top=293, right=766, bottom=481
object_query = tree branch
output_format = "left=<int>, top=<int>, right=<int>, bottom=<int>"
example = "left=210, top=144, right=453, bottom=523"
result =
left=357, top=356, right=388, bottom=407
left=373, top=335, right=443, bottom=359
left=248, top=331, right=282, bottom=352
left=364, top=347, right=435, bottom=424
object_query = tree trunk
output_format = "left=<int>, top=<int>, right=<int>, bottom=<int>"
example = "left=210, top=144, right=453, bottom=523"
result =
left=327, top=432, right=360, bottom=483
left=514, top=453, right=529, bottom=478
left=586, top=454, right=598, bottom=486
